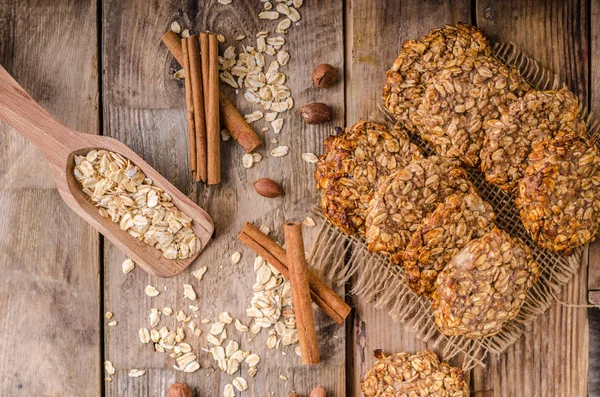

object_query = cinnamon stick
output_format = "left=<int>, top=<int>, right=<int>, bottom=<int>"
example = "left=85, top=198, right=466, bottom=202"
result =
left=162, top=30, right=263, bottom=154
left=219, top=92, right=262, bottom=153
left=199, top=33, right=210, bottom=108
left=161, top=30, right=184, bottom=65
left=284, top=221, right=320, bottom=365
left=206, top=33, right=221, bottom=184
left=237, top=222, right=351, bottom=324
left=180, top=37, right=197, bottom=175
left=187, top=35, right=207, bottom=182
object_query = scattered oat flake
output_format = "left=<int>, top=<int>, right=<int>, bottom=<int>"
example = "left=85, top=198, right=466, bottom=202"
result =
left=105, top=377, right=112, bottom=382
left=108, top=321, right=118, bottom=327
left=192, top=266, right=208, bottom=281
left=163, top=307, right=173, bottom=315
left=252, top=153, right=263, bottom=163
left=231, top=251, right=242, bottom=264
left=270, top=146, right=289, bottom=157
left=139, top=327, right=151, bottom=344
left=259, top=11, right=279, bottom=19
left=181, top=29, right=190, bottom=38
left=128, top=369, right=146, bottom=378
left=170, top=22, right=181, bottom=34
left=259, top=224, right=270, bottom=234
left=218, top=0, right=232, bottom=4
left=219, top=312, right=234, bottom=324
left=280, top=375, right=288, bottom=381
left=270, top=138, right=278, bottom=144
left=104, top=361, right=116, bottom=375
left=244, top=110, right=263, bottom=123
left=303, top=216, right=316, bottom=228
left=302, top=152, right=319, bottom=164
left=105, top=311, right=113, bottom=320
left=183, top=284, right=197, bottom=300
left=122, top=258, right=135, bottom=274
left=245, top=353, right=261, bottom=367
left=145, top=285, right=160, bottom=297
left=242, top=153, right=254, bottom=169
left=235, top=34, right=246, bottom=41
left=233, top=376, right=248, bottom=391
left=173, top=69, right=185, bottom=79
left=235, top=319, right=249, bottom=332
left=217, top=34, right=226, bottom=43
left=223, top=384, right=235, bottom=397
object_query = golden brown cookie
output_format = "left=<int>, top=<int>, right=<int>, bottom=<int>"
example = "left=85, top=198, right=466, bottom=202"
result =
left=361, top=349, right=469, bottom=397
left=383, top=23, right=491, bottom=131
left=315, top=121, right=423, bottom=235
left=516, top=130, right=600, bottom=254
left=415, top=56, right=529, bottom=167
left=403, top=193, right=496, bottom=296
left=432, top=227, right=540, bottom=339
left=364, top=156, right=475, bottom=258
left=481, top=89, right=586, bottom=192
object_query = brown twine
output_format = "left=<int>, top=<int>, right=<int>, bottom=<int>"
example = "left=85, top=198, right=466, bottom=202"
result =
left=306, top=40, right=593, bottom=370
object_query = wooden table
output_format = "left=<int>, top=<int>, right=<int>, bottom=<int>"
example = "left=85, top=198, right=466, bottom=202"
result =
left=0, top=0, right=598, bottom=396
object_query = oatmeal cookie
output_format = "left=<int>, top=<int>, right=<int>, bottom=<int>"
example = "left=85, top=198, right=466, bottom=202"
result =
left=415, top=56, right=529, bottom=167
left=403, top=193, right=496, bottom=296
left=364, top=156, right=475, bottom=258
left=432, top=227, right=540, bottom=339
left=516, top=130, right=600, bottom=254
left=361, top=349, right=469, bottom=397
left=481, top=89, right=587, bottom=192
left=383, top=23, right=491, bottom=131
left=315, top=121, right=423, bottom=235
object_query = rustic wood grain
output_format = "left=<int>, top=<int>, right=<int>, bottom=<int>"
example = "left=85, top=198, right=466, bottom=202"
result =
left=0, top=0, right=101, bottom=395
left=474, top=1, right=589, bottom=396
left=344, top=1, right=472, bottom=395
left=102, top=0, right=346, bottom=395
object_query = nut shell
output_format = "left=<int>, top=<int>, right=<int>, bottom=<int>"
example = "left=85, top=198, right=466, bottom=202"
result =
left=312, top=63, right=337, bottom=88
left=309, top=385, right=326, bottom=397
left=301, top=103, right=332, bottom=124
left=168, top=383, right=192, bottom=397
left=432, top=227, right=540, bottom=339
left=253, top=178, right=283, bottom=198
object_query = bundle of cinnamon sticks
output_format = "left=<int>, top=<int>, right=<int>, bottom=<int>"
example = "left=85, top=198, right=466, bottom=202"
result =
left=162, top=29, right=263, bottom=184
left=238, top=221, right=352, bottom=366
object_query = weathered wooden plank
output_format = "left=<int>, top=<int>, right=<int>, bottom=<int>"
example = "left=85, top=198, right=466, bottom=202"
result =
left=345, top=1, right=472, bottom=395
left=102, top=0, right=346, bottom=395
left=474, top=1, right=589, bottom=396
left=0, top=1, right=101, bottom=395
left=587, top=1, right=600, bottom=393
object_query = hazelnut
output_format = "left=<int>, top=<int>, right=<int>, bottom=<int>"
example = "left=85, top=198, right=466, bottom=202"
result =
left=253, top=178, right=283, bottom=198
left=310, top=386, right=326, bottom=397
left=312, top=64, right=337, bottom=88
left=301, top=103, right=332, bottom=124
left=168, top=383, right=192, bottom=397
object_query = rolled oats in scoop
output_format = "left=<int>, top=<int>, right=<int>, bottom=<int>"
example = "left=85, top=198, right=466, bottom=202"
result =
left=73, top=150, right=202, bottom=260
left=383, top=23, right=491, bottom=131
left=516, top=130, right=600, bottom=254
left=481, top=88, right=586, bottom=192
left=361, top=349, right=469, bottom=397
left=432, top=227, right=540, bottom=339
left=403, top=193, right=496, bottom=296
left=315, top=121, right=423, bottom=235
left=364, top=156, right=475, bottom=260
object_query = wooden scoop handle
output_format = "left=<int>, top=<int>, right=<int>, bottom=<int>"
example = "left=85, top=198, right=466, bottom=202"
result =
left=0, top=65, right=80, bottom=165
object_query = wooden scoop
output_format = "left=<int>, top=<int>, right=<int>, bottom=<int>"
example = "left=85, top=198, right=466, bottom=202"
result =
left=0, top=65, right=213, bottom=278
